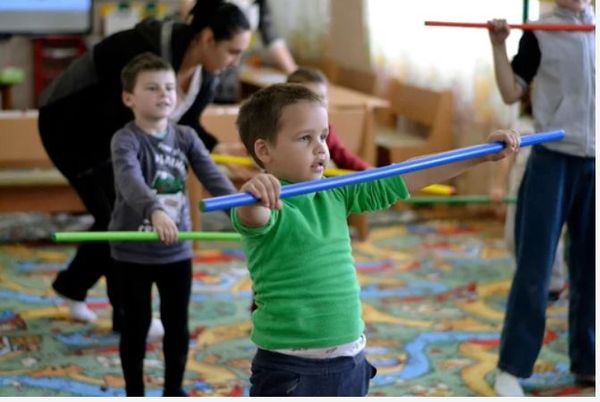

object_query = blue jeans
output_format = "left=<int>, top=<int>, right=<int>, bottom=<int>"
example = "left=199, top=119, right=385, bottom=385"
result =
left=498, top=146, right=595, bottom=378
left=249, top=348, right=377, bottom=396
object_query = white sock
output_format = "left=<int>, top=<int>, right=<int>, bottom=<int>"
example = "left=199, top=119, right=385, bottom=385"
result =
left=147, top=317, right=164, bottom=340
left=494, top=369, right=524, bottom=396
left=64, top=299, right=97, bottom=322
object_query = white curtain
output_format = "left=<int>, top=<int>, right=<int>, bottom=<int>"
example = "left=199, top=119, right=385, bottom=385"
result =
left=366, top=0, right=540, bottom=136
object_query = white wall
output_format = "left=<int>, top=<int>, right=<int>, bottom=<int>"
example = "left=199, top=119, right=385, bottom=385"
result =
left=328, top=0, right=371, bottom=71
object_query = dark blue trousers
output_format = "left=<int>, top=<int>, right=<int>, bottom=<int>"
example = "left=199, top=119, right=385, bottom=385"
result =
left=498, top=146, right=595, bottom=377
left=250, top=348, right=377, bottom=396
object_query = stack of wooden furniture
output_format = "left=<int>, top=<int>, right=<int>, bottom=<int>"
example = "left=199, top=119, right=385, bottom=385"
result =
left=0, top=111, right=84, bottom=213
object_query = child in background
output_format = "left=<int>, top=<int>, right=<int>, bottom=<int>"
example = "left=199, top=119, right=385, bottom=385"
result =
left=287, top=67, right=371, bottom=171
left=231, top=83, right=520, bottom=396
left=108, top=53, right=237, bottom=396
left=487, top=0, right=595, bottom=395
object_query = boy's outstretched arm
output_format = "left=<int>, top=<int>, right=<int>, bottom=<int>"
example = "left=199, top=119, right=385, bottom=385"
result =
left=236, top=173, right=282, bottom=228
left=402, top=129, right=520, bottom=193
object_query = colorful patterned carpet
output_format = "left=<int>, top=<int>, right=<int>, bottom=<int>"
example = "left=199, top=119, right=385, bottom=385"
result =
left=0, top=210, right=594, bottom=397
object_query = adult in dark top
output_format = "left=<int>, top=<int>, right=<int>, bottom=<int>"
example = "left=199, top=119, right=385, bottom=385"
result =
left=180, top=0, right=297, bottom=102
left=38, top=0, right=251, bottom=331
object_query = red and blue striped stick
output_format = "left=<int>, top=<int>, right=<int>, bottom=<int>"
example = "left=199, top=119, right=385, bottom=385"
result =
left=201, top=130, right=564, bottom=212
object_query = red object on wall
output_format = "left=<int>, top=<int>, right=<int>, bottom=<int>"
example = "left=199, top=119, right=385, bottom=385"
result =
left=32, top=36, right=87, bottom=106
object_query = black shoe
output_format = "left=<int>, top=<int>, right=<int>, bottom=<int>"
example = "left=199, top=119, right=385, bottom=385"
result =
left=163, top=389, right=188, bottom=397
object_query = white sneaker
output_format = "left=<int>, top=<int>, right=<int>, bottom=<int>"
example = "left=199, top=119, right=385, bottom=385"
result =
left=63, top=298, right=97, bottom=322
left=147, top=317, right=164, bottom=340
left=494, top=369, right=524, bottom=396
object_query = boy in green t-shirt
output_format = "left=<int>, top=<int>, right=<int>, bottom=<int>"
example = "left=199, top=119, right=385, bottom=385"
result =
left=232, top=83, right=520, bottom=396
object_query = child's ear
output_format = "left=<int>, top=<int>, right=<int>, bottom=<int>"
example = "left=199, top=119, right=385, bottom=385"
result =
left=122, top=91, right=133, bottom=107
left=254, top=139, right=271, bottom=165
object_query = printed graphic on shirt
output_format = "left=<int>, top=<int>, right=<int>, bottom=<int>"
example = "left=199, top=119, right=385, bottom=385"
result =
left=152, top=170, right=184, bottom=194
left=150, top=141, right=188, bottom=225
left=156, top=191, right=185, bottom=224
left=154, top=141, right=187, bottom=177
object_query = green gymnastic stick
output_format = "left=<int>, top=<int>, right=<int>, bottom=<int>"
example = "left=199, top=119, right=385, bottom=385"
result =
left=52, top=231, right=241, bottom=242
left=403, top=195, right=517, bottom=205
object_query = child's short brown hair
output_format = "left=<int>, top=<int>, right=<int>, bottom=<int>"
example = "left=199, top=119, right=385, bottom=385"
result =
left=287, top=67, right=328, bottom=85
left=237, top=83, right=325, bottom=167
left=120, top=52, right=173, bottom=92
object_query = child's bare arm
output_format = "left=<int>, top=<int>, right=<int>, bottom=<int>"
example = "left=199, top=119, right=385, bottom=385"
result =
left=402, top=129, right=520, bottom=192
left=236, top=173, right=282, bottom=228
left=488, top=19, right=526, bottom=104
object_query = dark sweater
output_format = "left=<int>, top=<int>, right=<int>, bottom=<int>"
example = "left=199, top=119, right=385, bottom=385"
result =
left=39, top=19, right=219, bottom=175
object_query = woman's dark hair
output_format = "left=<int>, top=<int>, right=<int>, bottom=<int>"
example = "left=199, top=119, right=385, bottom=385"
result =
left=189, top=0, right=251, bottom=41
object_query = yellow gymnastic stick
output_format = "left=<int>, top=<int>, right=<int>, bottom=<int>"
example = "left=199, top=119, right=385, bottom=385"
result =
left=419, top=183, right=455, bottom=196
left=210, top=154, right=455, bottom=195
left=211, top=154, right=254, bottom=167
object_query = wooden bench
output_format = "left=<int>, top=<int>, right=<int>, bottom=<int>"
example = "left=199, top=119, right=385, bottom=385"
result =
left=0, top=111, right=85, bottom=213
left=376, top=79, right=454, bottom=165
left=325, top=62, right=391, bottom=101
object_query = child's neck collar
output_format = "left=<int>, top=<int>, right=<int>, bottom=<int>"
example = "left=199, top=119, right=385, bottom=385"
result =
left=134, top=118, right=169, bottom=136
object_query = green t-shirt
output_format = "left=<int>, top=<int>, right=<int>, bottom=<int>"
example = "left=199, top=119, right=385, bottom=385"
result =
left=232, top=175, right=410, bottom=349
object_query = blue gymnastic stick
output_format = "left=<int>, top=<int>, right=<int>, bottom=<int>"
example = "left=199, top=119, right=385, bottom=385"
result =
left=201, top=130, right=564, bottom=212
